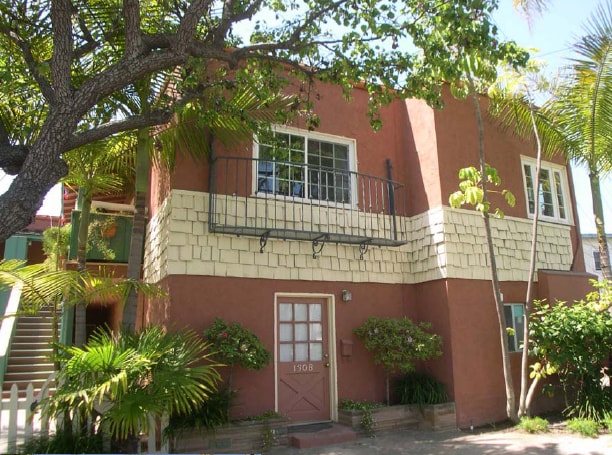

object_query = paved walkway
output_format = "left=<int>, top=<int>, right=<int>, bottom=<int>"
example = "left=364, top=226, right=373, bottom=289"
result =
left=269, top=428, right=612, bottom=455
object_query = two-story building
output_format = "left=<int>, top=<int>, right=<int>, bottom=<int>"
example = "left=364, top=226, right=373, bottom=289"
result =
left=140, top=80, right=593, bottom=428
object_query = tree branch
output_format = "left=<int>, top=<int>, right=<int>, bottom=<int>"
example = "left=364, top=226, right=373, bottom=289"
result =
left=174, top=0, right=214, bottom=53
left=51, top=0, right=74, bottom=100
left=66, top=111, right=173, bottom=151
left=0, top=144, right=29, bottom=175
left=123, top=0, right=142, bottom=57
left=0, top=24, right=55, bottom=101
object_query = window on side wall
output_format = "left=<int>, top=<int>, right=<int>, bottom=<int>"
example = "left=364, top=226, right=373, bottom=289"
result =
left=594, top=250, right=602, bottom=271
left=521, top=157, right=570, bottom=224
left=254, top=127, right=355, bottom=205
left=504, top=303, right=525, bottom=352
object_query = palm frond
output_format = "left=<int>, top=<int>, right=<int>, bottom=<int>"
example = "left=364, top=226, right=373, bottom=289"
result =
left=155, top=85, right=295, bottom=170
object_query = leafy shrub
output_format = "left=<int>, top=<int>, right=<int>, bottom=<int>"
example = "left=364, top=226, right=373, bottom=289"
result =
left=566, top=418, right=600, bottom=437
left=165, top=386, right=233, bottom=438
left=204, top=318, right=271, bottom=371
left=42, top=326, right=220, bottom=451
left=396, top=372, right=448, bottom=407
left=601, top=415, right=612, bottom=431
left=339, top=400, right=384, bottom=436
left=517, top=416, right=549, bottom=433
left=354, top=316, right=442, bottom=405
left=339, top=399, right=385, bottom=411
left=18, top=428, right=104, bottom=454
left=530, top=283, right=612, bottom=421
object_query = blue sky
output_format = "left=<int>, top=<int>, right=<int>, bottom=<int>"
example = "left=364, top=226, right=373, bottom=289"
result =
left=2, top=0, right=609, bottom=233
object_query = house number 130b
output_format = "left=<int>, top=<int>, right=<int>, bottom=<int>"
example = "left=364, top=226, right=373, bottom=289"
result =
left=293, top=363, right=314, bottom=373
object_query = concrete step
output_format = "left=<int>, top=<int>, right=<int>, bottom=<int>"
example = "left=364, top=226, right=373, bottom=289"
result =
left=5, top=354, right=54, bottom=365
left=6, top=361, right=54, bottom=373
left=3, top=369, right=56, bottom=383
left=288, top=423, right=358, bottom=449
left=8, top=341, right=54, bottom=350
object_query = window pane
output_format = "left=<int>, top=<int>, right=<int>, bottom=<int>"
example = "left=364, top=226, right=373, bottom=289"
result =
left=523, top=164, right=535, bottom=214
left=280, top=344, right=293, bottom=362
left=295, top=323, right=308, bottom=341
left=310, top=343, right=323, bottom=361
left=539, top=169, right=554, bottom=217
left=309, top=323, right=322, bottom=341
left=306, top=138, right=351, bottom=203
left=295, top=304, right=308, bottom=321
left=279, top=304, right=292, bottom=321
left=594, top=251, right=602, bottom=270
left=513, top=305, right=525, bottom=351
left=280, top=323, right=293, bottom=342
left=554, top=171, right=566, bottom=219
left=309, top=304, right=321, bottom=321
left=295, top=343, right=308, bottom=361
left=504, top=305, right=515, bottom=351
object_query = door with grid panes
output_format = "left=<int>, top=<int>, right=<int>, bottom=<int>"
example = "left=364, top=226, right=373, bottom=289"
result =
left=277, top=298, right=330, bottom=421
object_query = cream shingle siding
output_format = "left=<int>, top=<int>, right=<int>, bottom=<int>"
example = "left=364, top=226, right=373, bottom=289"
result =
left=143, top=190, right=573, bottom=284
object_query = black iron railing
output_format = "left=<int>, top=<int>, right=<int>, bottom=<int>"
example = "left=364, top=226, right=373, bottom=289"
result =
left=208, top=157, right=408, bottom=256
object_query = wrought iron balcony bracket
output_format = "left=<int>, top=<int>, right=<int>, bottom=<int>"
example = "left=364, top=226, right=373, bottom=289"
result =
left=312, top=234, right=329, bottom=259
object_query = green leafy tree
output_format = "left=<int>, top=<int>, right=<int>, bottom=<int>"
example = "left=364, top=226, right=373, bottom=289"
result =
left=354, top=316, right=442, bottom=405
left=529, top=281, right=612, bottom=421
left=0, top=0, right=526, bottom=241
left=42, top=326, right=220, bottom=451
left=487, top=61, right=552, bottom=417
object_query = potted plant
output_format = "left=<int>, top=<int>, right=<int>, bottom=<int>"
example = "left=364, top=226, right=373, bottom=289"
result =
left=354, top=317, right=442, bottom=405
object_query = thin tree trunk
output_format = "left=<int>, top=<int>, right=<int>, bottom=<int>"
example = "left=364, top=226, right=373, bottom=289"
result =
left=122, top=127, right=150, bottom=331
left=518, top=102, right=542, bottom=418
left=123, top=82, right=151, bottom=332
left=467, top=73, right=518, bottom=423
left=589, top=168, right=612, bottom=280
left=75, top=190, right=92, bottom=346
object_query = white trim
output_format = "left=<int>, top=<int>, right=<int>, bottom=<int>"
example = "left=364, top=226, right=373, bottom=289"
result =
left=273, top=292, right=338, bottom=422
left=253, top=126, right=358, bottom=209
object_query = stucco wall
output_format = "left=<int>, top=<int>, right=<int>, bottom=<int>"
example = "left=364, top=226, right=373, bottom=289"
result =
left=143, top=189, right=575, bottom=286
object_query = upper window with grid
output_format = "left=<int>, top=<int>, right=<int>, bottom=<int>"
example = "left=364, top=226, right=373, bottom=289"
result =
left=521, top=157, right=571, bottom=224
left=255, top=128, right=354, bottom=205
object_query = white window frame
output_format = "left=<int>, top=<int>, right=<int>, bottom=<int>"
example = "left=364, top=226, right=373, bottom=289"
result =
left=253, top=126, right=358, bottom=207
left=504, top=303, right=525, bottom=353
left=521, top=156, right=572, bottom=224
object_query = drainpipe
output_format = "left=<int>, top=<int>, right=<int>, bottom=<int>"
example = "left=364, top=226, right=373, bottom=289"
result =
left=386, top=159, right=397, bottom=242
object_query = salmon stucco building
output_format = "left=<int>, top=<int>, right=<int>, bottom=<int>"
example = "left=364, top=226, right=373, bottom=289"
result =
left=140, top=80, right=593, bottom=429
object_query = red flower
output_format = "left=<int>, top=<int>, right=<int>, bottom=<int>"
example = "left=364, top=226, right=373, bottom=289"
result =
left=221, top=331, right=228, bottom=338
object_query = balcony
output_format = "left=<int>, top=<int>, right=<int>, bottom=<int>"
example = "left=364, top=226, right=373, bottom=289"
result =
left=68, top=211, right=133, bottom=263
left=208, top=157, right=408, bottom=257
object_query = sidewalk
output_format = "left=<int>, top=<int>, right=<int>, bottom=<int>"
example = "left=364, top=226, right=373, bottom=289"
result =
left=269, top=427, right=612, bottom=455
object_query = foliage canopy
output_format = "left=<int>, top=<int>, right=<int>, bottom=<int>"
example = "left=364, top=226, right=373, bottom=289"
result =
left=0, top=0, right=527, bottom=239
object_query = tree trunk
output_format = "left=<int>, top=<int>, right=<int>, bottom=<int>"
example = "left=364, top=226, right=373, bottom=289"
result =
left=518, top=103, right=542, bottom=418
left=122, top=127, right=150, bottom=331
left=74, top=189, right=93, bottom=347
left=467, top=74, right=518, bottom=423
left=589, top=168, right=611, bottom=280
left=122, top=82, right=151, bottom=332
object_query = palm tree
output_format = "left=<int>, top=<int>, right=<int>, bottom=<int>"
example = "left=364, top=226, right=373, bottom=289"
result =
left=41, top=326, right=220, bottom=451
left=545, top=2, right=612, bottom=280
left=62, top=135, right=136, bottom=345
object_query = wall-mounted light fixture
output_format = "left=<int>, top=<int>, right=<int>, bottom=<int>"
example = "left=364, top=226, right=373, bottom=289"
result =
left=341, top=289, right=352, bottom=302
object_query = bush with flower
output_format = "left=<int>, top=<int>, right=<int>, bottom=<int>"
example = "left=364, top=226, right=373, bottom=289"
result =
left=354, top=316, right=442, bottom=405
left=204, top=318, right=271, bottom=416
